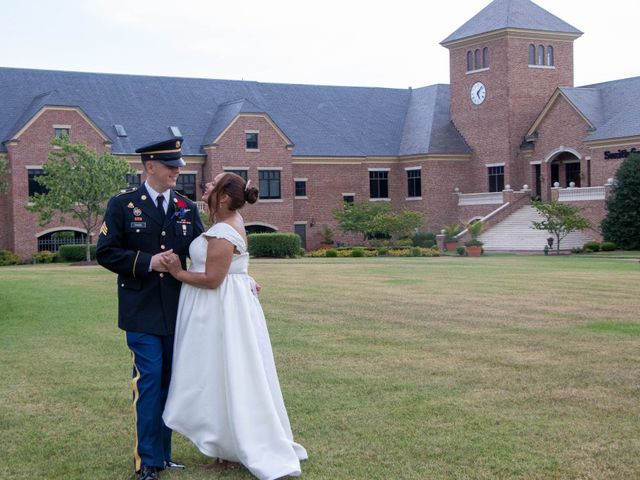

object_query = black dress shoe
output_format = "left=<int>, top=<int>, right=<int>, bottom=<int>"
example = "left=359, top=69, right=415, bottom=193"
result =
left=139, top=466, right=159, bottom=480
left=164, top=460, right=186, bottom=469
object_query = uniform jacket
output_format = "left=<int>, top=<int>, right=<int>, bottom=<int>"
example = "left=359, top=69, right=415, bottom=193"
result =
left=97, top=185, right=205, bottom=336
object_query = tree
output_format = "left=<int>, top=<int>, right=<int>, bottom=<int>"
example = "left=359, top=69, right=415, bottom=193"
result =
left=531, top=200, right=591, bottom=254
left=601, top=153, right=640, bottom=250
left=383, top=208, right=425, bottom=239
left=27, top=135, right=134, bottom=261
left=333, top=201, right=424, bottom=242
left=0, top=156, right=8, bottom=193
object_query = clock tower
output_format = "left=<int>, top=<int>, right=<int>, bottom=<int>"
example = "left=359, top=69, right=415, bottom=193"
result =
left=441, top=0, right=582, bottom=192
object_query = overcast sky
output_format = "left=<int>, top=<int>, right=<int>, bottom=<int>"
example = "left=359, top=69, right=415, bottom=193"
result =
left=1, top=0, right=638, bottom=89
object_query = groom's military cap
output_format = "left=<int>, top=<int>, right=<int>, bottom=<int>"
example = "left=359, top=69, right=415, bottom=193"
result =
left=135, top=137, right=186, bottom=167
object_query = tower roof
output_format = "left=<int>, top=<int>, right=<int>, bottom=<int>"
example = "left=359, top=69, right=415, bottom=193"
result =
left=441, top=0, right=582, bottom=46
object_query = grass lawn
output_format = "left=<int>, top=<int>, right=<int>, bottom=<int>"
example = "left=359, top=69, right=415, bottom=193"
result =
left=1, top=254, right=639, bottom=479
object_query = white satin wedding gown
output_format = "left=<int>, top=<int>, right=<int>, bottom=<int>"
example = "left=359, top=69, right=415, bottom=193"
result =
left=163, top=223, right=307, bottom=480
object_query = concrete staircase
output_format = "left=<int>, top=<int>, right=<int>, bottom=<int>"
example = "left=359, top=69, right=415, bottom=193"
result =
left=478, top=205, right=596, bottom=252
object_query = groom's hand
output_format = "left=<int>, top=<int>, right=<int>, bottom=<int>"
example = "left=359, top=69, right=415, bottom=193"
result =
left=151, top=249, right=173, bottom=272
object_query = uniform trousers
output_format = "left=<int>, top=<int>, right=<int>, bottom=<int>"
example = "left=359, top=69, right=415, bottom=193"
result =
left=126, top=331, right=174, bottom=472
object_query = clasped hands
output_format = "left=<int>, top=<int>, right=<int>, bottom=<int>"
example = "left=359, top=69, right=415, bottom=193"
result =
left=151, top=249, right=182, bottom=275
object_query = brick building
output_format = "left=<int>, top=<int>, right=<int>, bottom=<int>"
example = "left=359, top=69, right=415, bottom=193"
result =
left=1, top=0, right=638, bottom=259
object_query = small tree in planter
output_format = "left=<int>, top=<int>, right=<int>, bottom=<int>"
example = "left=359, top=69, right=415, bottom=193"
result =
left=443, top=224, right=463, bottom=252
left=464, top=220, right=484, bottom=257
left=319, top=224, right=334, bottom=248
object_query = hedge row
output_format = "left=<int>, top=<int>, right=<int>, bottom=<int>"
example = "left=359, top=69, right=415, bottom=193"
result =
left=0, top=250, right=21, bottom=266
left=58, top=244, right=97, bottom=261
left=247, top=233, right=301, bottom=258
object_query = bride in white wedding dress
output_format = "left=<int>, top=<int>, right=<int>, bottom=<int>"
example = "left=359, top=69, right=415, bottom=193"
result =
left=160, top=173, right=307, bottom=480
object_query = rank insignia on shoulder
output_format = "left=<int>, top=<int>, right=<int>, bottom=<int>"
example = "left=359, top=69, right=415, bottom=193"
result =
left=117, top=187, right=138, bottom=196
left=100, top=222, right=108, bottom=236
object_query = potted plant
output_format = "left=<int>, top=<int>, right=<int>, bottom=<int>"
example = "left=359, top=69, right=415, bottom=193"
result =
left=319, top=224, right=334, bottom=249
left=464, top=220, right=484, bottom=257
left=443, top=224, right=463, bottom=252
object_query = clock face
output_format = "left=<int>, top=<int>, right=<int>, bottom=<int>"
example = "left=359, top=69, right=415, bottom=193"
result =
left=470, top=82, right=486, bottom=105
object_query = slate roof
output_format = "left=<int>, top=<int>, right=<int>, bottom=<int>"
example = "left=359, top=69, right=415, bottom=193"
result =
left=399, top=85, right=470, bottom=155
left=0, top=66, right=468, bottom=157
left=441, top=0, right=582, bottom=45
left=202, top=98, right=267, bottom=147
left=551, top=77, right=640, bottom=142
left=558, top=87, right=604, bottom=129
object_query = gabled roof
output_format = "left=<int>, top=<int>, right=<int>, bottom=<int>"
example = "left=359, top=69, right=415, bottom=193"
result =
left=8, top=89, right=75, bottom=139
left=441, top=0, right=582, bottom=46
left=202, top=98, right=265, bottom=146
left=0, top=66, right=470, bottom=157
left=527, top=77, right=640, bottom=143
left=582, top=76, right=640, bottom=142
left=558, top=87, right=604, bottom=128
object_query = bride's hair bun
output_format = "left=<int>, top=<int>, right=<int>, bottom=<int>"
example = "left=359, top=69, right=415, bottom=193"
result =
left=244, top=185, right=259, bottom=204
left=208, top=172, right=259, bottom=214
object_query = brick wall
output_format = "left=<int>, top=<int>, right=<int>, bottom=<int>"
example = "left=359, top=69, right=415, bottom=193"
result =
left=0, top=154, right=12, bottom=251
left=7, top=108, right=110, bottom=259
left=204, top=115, right=294, bottom=233
left=448, top=34, right=575, bottom=194
left=530, top=95, right=594, bottom=197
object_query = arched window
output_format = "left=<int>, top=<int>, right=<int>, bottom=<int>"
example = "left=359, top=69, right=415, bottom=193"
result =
left=467, top=51, right=473, bottom=71
left=537, top=45, right=544, bottom=65
left=546, top=45, right=554, bottom=66
left=482, top=47, right=489, bottom=68
left=528, top=44, right=535, bottom=65
left=474, top=49, right=481, bottom=70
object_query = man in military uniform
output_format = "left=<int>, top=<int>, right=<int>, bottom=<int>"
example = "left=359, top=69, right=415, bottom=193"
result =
left=97, top=137, right=204, bottom=480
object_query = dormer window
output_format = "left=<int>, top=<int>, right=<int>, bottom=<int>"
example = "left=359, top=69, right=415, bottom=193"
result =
left=114, top=124, right=127, bottom=137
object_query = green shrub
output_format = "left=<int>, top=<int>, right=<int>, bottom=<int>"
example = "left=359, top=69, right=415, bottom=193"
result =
left=412, top=232, right=436, bottom=248
left=351, top=248, right=365, bottom=257
left=368, top=239, right=390, bottom=248
left=58, top=244, right=96, bottom=261
left=600, top=241, right=617, bottom=251
left=377, top=247, right=389, bottom=256
left=571, top=246, right=584, bottom=254
left=386, top=247, right=440, bottom=257
left=298, top=248, right=306, bottom=257
left=33, top=251, right=57, bottom=264
left=0, top=250, right=21, bottom=266
left=394, top=238, right=413, bottom=247
left=601, top=153, right=640, bottom=250
left=326, top=249, right=338, bottom=257
left=583, top=241, right=601, bottom=252
left=247, top=233, right=300, bottom=258
left=456, top=246, right=466, bottom=256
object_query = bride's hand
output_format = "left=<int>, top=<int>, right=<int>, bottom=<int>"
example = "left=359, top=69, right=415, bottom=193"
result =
left=160, top=252, right=182, bottom=276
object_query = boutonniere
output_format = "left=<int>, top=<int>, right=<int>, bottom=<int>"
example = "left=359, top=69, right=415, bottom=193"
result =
left=171, top=197, right=191, bottom=220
